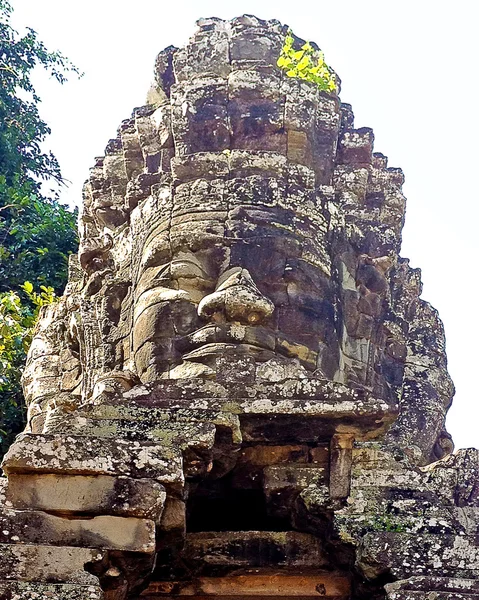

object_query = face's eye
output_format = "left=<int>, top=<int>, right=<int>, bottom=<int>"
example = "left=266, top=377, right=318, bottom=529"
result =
left=135, top=264, right=173, bottom=299
left=151, top=264, right=171, bottom=285
left=141, top=234, right=171, bottom=269
left=170, top=260, right=211, bottom=282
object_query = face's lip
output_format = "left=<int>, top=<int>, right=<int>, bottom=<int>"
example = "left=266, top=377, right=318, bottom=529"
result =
left=175, top=324, right=317, bottom=370
left=175, top=323, right=276, bottom=354
left=181, top=343, right=276, bottom=363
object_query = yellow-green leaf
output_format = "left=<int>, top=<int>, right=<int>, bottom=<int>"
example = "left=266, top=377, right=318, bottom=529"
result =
left=22, top=281, right=33, bottom=294
left=297, top=55, right=309, bottom=70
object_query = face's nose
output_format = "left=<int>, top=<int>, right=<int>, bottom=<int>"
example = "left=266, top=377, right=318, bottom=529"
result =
left=198, top=267, right=275, bottom=325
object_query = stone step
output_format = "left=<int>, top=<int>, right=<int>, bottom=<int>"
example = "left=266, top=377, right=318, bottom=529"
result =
left=2, top=434, right=184, bottom=483
left=183, top=531, right=331, bottom=572
left=0, top=509, right=155, bottom=553
left=0, top=581, right=104, bottom=600
left=0, top=544, right=106, bottom=585
left=5, top=473, right=165, bottom=521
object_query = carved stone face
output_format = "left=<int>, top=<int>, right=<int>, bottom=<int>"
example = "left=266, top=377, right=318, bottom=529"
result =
left=19, top=16, right=454, bottom=467
left=130, top=179, right=340, bottom=382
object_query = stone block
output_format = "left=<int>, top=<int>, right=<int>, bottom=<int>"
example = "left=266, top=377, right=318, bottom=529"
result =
left=230, top=29, right=282, bottom=67
left=6, top=474, right=166, bottom=521
left=171, top=80, right=230, bottom=155
left=385, top=576, right=479, bottom=600
left=159, top=497, right=186, bottom=534
left=239, top=444, right=310, bottom=466
left=183, top=531, right=330, bottom=571
left=2, top=434, right=183, bottom=484
left=358, top=532, right=479, bottom=580
left=49, top=414, right=217, bottom=453
left=264, top=464, right=327, bottom=518
left=0, top=544, right=105, bottom=584
left=0, top=510, right=155, bottom=553
left=337, top=128, right=374, bottom=166
left=329, top=434, right=354, bottom=500
left=143, top=572, right=351, bottom=598
left=229, top=97, right=286, bottom=154
left=0, top=581, right=104, bottom=600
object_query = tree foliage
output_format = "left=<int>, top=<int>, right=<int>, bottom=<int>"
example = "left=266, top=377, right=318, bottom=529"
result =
left=277, top=31, right=337, bottom=92
left=0, top=0, right=80, bottom=452
left=0, top=284, right=56, bottom=455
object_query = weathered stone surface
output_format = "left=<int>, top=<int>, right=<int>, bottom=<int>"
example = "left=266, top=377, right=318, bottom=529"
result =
left=140, top=573, right=351, bottom=598
left=329, top=433, right=354, bottom=499
left=2, top=434, right=183, bottom=483
left=385, top=577, right=479, bottom=600
left=183, top=531, right=331, bottom=571
left=264, top=464, right=328, bottom=518
left=0, top=544, right=105, bottom=584
left=0, top=510, right=155, bottom=552
left=0, top=582, right=104, bottom=600
left=359, top=532, right=479, bottom=579
left=5, top=474, right=166, bottom=520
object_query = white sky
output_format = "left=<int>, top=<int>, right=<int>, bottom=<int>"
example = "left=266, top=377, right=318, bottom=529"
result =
left=11, top=0, right=479, bottom=449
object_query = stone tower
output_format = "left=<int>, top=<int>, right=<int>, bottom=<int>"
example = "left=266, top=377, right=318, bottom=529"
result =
left=1, top=15, right=478, bottom=600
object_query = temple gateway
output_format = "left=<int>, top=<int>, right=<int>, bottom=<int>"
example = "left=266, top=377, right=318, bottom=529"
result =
left=1, top=15, right=478, bottom=600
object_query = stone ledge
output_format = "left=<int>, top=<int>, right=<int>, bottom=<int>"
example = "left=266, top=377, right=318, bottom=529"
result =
left=49, top=417, right=217, bottom=448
